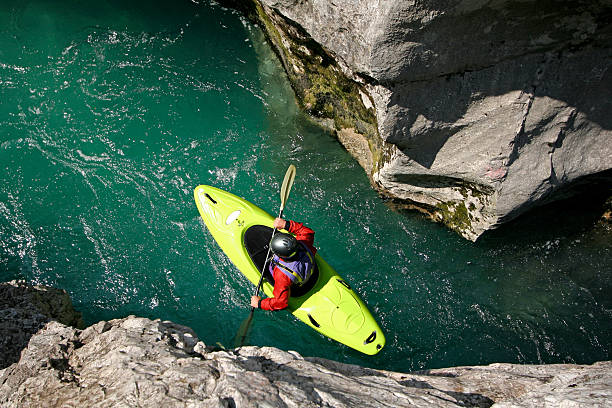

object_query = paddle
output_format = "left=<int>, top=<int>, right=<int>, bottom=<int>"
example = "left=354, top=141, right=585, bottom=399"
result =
left=234, top=164, right=296, bottom=347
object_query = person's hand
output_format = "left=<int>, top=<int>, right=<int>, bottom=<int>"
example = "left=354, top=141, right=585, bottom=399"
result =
left=251, top=295, right=261, bottom=308
left=273, top=218, right=287, bottom=230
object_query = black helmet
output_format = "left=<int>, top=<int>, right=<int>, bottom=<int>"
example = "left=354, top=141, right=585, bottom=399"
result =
left=270, top=232, right=298, bottom=259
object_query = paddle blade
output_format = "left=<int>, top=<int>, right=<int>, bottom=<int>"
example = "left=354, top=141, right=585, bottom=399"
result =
left=279, top=164, right=296, bottom=211
left=233, top=309, right=255, bottom=348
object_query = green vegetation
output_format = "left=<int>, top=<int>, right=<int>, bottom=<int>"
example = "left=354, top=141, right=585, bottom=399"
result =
left=436, top=201, right=473, bottom=233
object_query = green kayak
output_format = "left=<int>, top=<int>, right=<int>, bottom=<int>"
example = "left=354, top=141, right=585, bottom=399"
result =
left=194, top=185, right=385, bottom=355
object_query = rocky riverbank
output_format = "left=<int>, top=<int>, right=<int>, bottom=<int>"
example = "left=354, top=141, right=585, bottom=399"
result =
left=1, top=281, right=611, bottom=407
left=0, top=280, right=84, bottom=369
left=223, top=0, right=612, bottom=241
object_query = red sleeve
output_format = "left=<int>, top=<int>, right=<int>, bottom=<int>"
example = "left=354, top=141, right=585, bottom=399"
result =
left=260, top=268, right=292, bottom=311
left=287, top=220, right=316, bottom=254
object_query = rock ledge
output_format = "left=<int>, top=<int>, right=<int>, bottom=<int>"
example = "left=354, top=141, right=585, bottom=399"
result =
left=1, top=281, right=611, bottom=407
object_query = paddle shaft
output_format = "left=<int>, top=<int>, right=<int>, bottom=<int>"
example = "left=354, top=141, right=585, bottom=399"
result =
left=236, top=164, right=295, bottom=347
left=236, top=209, right=283, bottom=346
left=251, top=208, right=284, bottom=308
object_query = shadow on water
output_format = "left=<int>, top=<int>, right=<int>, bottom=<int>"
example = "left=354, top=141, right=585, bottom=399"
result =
left=479, top=186, right=611, bottom=245
left=386, top=183, right=612, bottom=369
left=479, top=187, right=612, bottom=309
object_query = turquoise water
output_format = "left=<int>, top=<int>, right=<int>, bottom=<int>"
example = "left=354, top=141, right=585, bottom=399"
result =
left=1, top=0, right=610, bottom=372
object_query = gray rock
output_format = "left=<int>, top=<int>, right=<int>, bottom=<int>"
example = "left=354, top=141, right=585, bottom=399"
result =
left=0, top=279, right=610, bottom=407
left=0, top=280, right=83, bottom=369
left=252, top=0, right=612, bottom=240
left=1, top=316, right=611, bottom=407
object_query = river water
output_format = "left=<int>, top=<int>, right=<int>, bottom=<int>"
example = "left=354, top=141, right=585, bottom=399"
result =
left=1, top=0, right=610, bottom=372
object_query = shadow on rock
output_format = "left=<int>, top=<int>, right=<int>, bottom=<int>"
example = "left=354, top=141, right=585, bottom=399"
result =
left=0, top=280, right=83, bottom=369
left=400, top=378, right=494, bottom=408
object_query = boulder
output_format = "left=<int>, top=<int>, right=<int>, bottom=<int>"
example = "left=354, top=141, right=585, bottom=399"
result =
left=241, top=0, right=612, bottom=240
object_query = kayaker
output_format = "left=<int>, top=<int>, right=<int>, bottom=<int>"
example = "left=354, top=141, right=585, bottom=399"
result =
left=250, top=217, right=317, bottom=311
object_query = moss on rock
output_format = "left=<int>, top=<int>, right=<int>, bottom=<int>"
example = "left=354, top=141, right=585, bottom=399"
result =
left=436, top=201, right=473, bottom=233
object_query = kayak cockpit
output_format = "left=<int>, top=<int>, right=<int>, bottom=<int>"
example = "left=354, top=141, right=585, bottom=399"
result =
left=243, top=224, right=319, bottom=297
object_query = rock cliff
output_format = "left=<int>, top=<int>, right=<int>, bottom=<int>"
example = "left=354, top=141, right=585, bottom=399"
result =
left=230, top=0, right=612, bottom=240
left=1, top=281, right=611, bottom=407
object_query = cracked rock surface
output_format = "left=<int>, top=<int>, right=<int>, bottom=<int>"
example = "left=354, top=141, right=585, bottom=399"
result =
left=1, top=282, right=610, bottom=406
left=1, top=315, right=611, bottom=407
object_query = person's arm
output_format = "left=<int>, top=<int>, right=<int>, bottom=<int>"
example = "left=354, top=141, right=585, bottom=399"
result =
left=274, top=218, right=314, bottom=247
left=287, top=220, right=314, bottom=246
left=259, top=270, right=292, bottom=311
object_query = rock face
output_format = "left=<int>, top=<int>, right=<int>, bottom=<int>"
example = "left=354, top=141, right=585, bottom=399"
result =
left=0, top=280, right=83, bottom=369
left=241, top=0, right=612, bottom=240
left=1, top=282, right=611, bottom=406
left=1, top=316, right=611, bottom=408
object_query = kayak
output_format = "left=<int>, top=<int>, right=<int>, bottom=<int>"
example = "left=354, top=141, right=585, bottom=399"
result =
left=194, top=184, right=385, bottom=355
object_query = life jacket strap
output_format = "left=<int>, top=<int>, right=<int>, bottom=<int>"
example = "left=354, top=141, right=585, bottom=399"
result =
left=274, top=263, right=303, bottom=283
left=271, top=245, right=314, bottom=286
